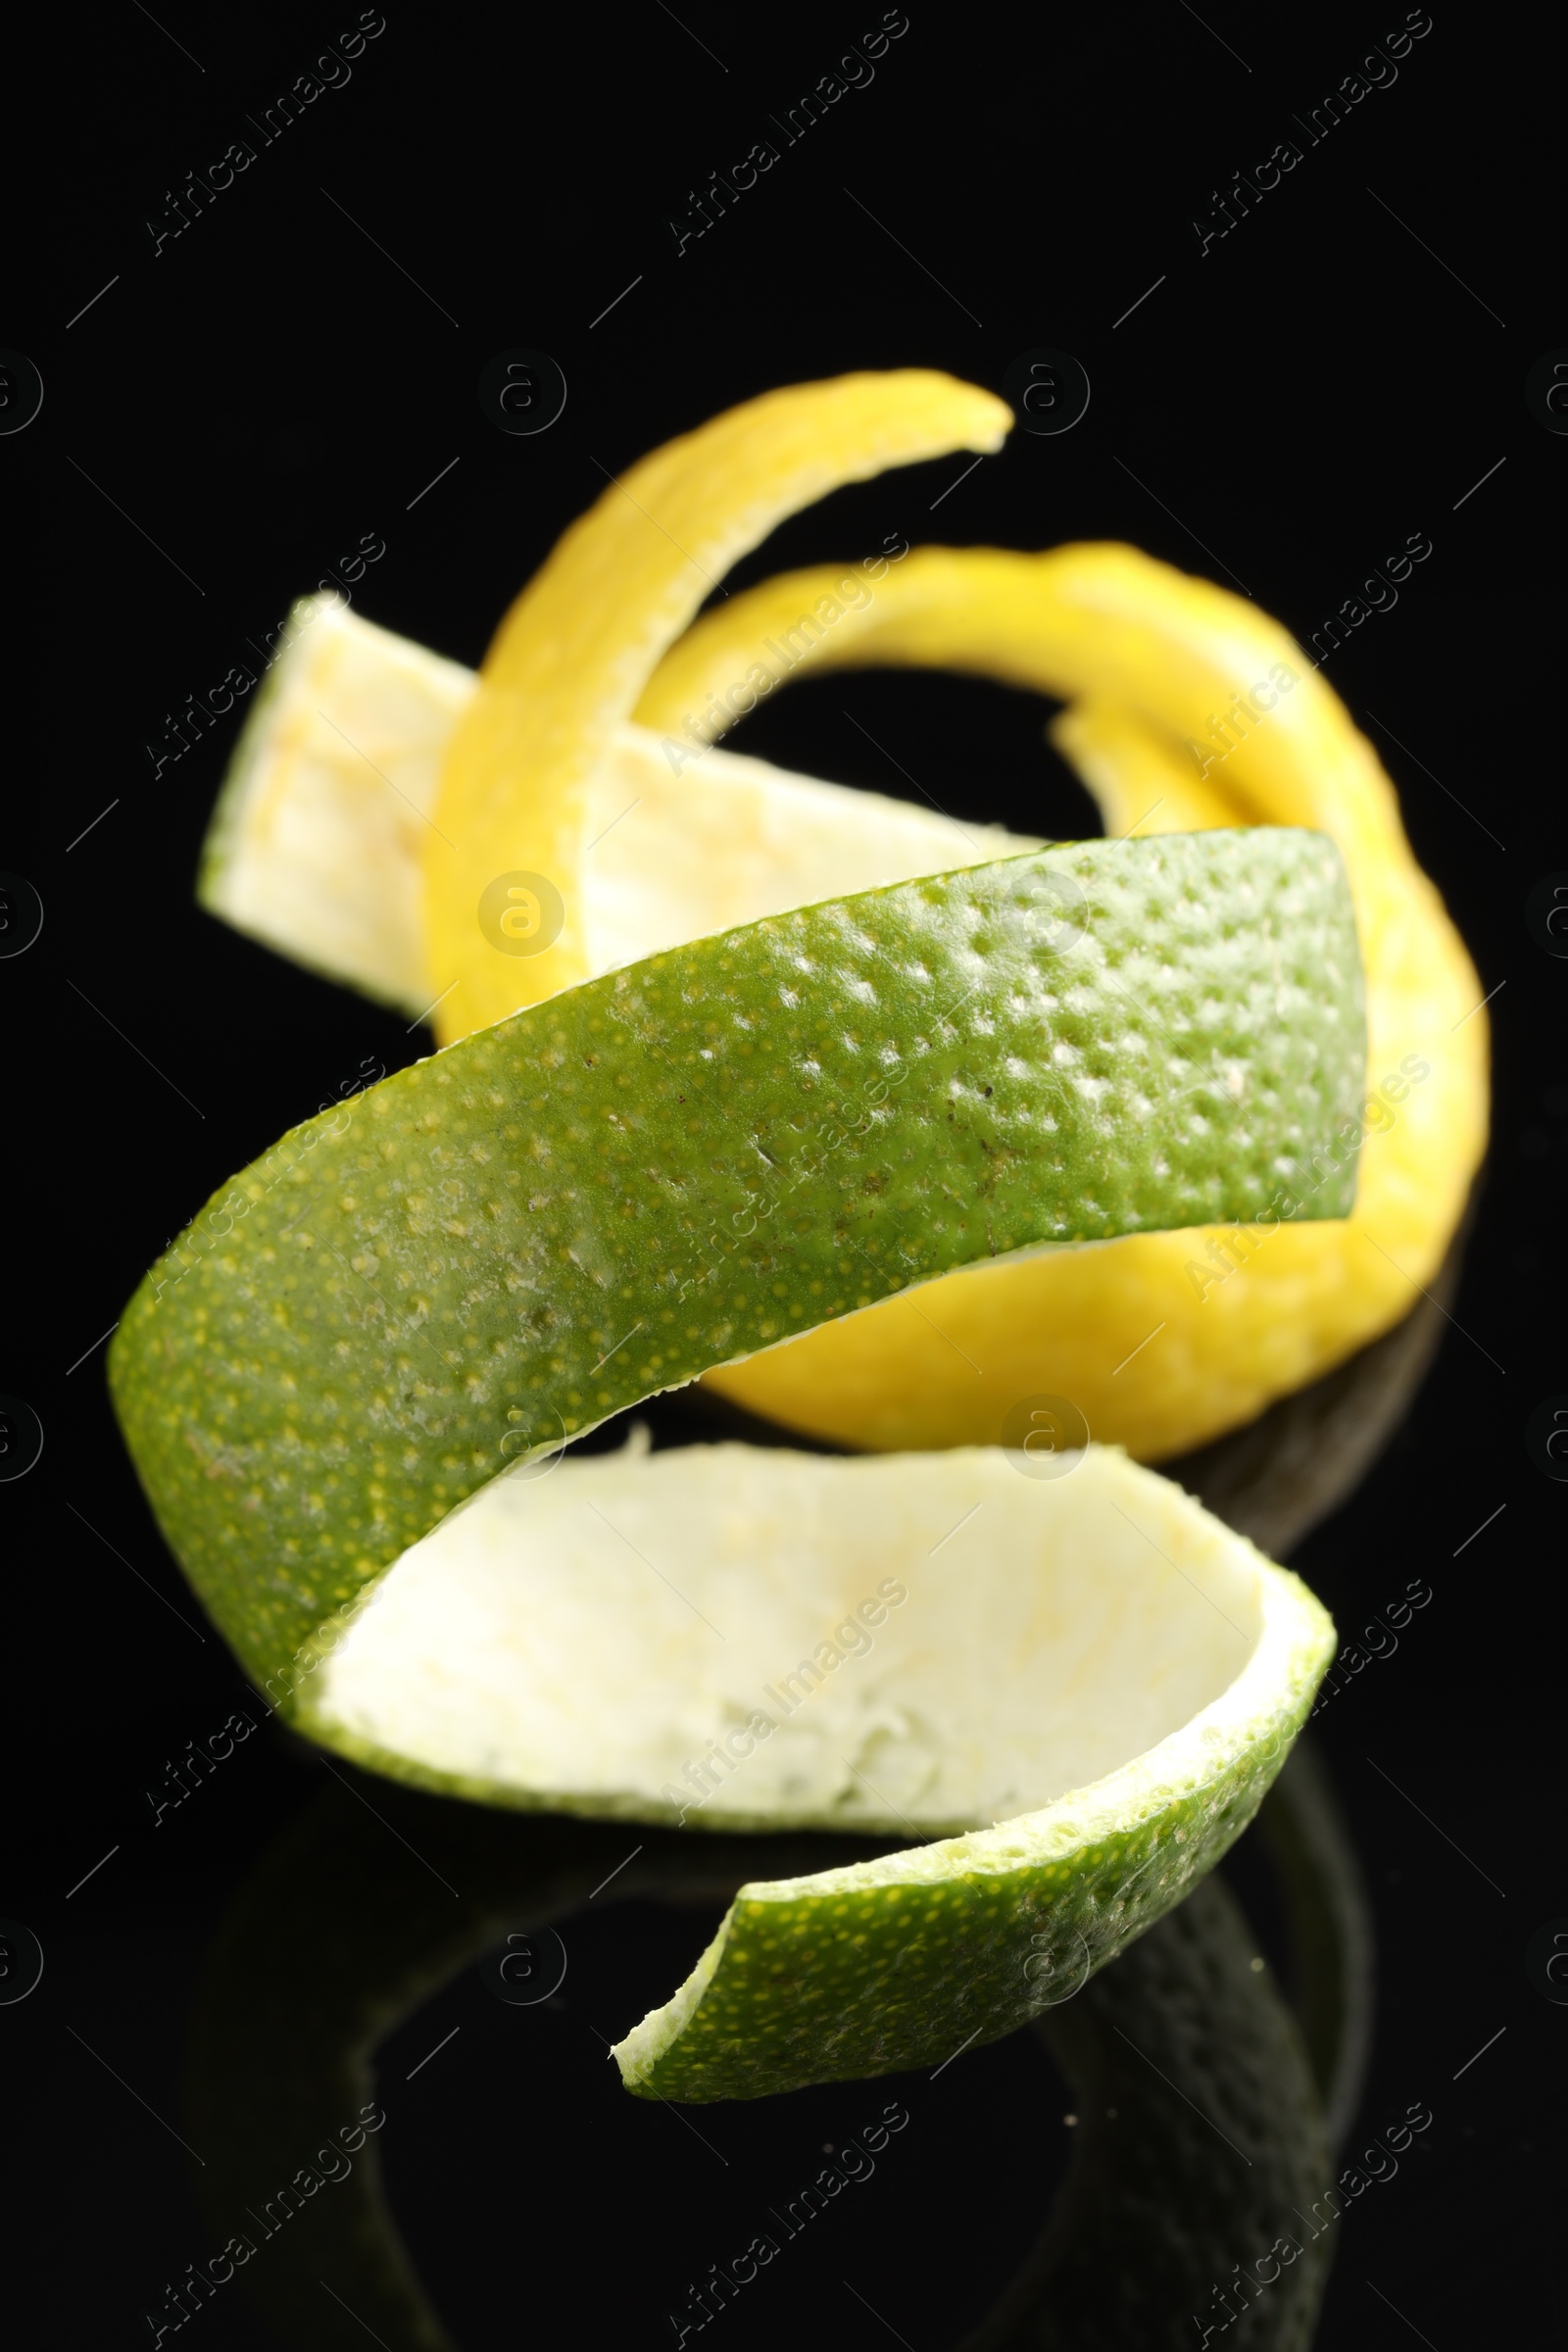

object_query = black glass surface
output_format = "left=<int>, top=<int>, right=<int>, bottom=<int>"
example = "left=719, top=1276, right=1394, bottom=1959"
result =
left=5, top=11, right=1557, bottom=2344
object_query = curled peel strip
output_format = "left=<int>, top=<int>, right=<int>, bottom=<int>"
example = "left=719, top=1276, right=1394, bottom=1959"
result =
left=113, top=821, right=1352, bottom=2097
left=112, top=819, right=1360, bottom=1675
left=196, top=375, right=1484, bottom=1462
left=636, top=541, right=1487, bottom=1459
left=421, top=371, right=1011, bottom=1043
left=116, top=377, right=1413, bottom=2101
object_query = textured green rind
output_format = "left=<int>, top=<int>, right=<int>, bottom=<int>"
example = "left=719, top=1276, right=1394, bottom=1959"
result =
left=110, top=828, right=1361, bottom=1696
left=614, top=1587, right=1333, bottom=2101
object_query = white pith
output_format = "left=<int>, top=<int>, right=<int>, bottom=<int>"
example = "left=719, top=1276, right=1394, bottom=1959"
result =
left=309, top=1438, right=1320, bottom=1833
left=198, top=597, right=1038, bottom=1016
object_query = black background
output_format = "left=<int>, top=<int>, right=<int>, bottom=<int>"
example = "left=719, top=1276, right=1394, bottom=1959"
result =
left=4, top=3, right=1562, bottom=2345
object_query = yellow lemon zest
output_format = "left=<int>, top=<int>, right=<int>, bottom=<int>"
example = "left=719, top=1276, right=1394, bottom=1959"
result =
left=422, top=373, right=1009, bottom=1044
left=632, top=544, right=1486, bottom=1458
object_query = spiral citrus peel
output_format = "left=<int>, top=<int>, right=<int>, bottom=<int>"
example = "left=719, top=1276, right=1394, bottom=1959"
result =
left=115, top=819, right=1358, bottom=1656
left=118, top=808, right=1355, bottom=2090
left=202, top=368, right=1486, bottom=1463
left=109, top=368, right=1473, bottom=2099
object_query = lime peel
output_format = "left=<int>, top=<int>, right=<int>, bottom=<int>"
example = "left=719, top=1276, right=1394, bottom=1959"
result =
left=111, top=825, right=1363, bottom=1691
left=579, top=1444, right=1333, bottom=2102
left=267, top=1435, right=1334, bottom=2103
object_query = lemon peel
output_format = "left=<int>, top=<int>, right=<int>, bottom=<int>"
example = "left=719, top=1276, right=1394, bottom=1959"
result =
left=421, top=370, right=1009, bottom=1044
left=637, top=543, right=1486, bottom=1458
left=199, top=593, right=1032, bottom=1022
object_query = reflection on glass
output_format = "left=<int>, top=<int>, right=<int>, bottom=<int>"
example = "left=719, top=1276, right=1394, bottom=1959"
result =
left=182, top=1743, right=1369, bottom=2349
